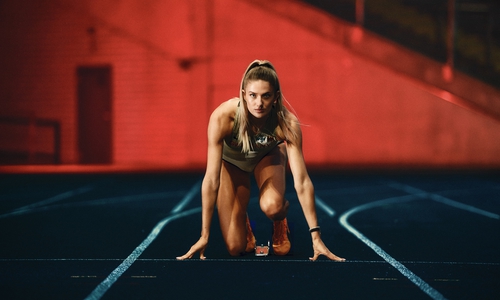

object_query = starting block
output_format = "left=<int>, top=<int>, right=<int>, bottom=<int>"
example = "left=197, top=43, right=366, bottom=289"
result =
left=255, top=241, right=270, bottom=257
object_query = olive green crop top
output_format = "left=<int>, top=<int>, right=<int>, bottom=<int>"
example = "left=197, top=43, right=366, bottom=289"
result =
left=222, top=112, right=283, bottom=172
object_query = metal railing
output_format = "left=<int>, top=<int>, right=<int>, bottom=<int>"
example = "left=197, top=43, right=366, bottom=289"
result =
left=0, top=115, right=61, bottom=165
left=303, top=0, right=500, bottom=88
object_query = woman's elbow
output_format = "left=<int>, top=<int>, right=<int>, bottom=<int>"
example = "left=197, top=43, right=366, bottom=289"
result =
left=202, top=176, right=220, bottom=194
left=294, top=179, right=314, bottom=195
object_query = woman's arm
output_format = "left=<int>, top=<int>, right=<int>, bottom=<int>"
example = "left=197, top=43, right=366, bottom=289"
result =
left=286, top=124, right=345, bottom=261
left=177, top=100, right=235, bottom=260
left=199, top=109, right=226, bottom=239
left=286, top=126, right=319, bottom=231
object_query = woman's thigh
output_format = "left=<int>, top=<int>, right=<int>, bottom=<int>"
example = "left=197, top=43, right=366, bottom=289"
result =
left=253, top=143, right=288, bottom=219
left=217, top=160, right=251, bottom=254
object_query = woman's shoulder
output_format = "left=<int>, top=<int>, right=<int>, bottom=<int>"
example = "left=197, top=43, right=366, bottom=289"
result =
left=220, top=98, right=240, bottom=110
left=208, top=98, right=239, bottom=137
left=211, top=98, right=239, bottom=120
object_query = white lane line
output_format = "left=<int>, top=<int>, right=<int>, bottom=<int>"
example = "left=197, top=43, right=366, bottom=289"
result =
left=315, top=196, right=335, bottom=217
left=0, top=191, right=187, bottom=217
left=171, top=179, right=202, bottom=214
left=337, top=195, right=448, bottom=300
left=1, top=258, right=498, bottom=266
left=387, top=181, right=500, bottom=220
left=84, top=206, right=201, bottom=300
left=84, top=180, right=201, bottom=300
left=429, top=194, right=500, bottom=220
left=0, top=185, right=95, bottom=219
left=315, top=185, right=386, bottom=196
left=71, top=192, right=186, bottom=207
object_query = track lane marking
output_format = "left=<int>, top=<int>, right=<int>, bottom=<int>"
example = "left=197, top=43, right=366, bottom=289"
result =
left=316, top=195, right=447, bottom=300
left=0, top=191, right=187, bottom=218
left=0, top=258, right=498, bottom=265
left=84, top=207, right=201, bottom=300
left=171, top=179, right=202, bottom=214
left=315, top=196, right=335, bottom=217
left=0, top=185, right=95, bottom=219
left=386, top=181, right=499, bottom=220
left=84, top=180, right=201, bottom=300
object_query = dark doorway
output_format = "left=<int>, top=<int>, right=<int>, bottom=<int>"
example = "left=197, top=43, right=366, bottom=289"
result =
left=77, top=66, right=112, bottom=164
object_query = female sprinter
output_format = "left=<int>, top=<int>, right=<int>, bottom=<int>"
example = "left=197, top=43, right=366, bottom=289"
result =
left=177, top=60, right=345, bottom=261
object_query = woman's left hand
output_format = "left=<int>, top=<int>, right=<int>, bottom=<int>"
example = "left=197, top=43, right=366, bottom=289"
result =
left=309, top=238, right=345, bottom=261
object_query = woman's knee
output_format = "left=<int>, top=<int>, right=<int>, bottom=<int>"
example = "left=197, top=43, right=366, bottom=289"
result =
left=226, top=240, right=246, bottom=256
left=260, top=198, right=288, bottom=220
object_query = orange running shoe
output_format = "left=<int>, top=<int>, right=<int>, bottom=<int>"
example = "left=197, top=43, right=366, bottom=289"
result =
left=272, top=218, right=291, bottom=255
left=246, top=216, right=256, bottom=253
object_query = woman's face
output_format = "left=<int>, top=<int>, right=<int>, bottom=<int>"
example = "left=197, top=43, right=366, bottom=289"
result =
left=243, top=80, right=278, bottom=120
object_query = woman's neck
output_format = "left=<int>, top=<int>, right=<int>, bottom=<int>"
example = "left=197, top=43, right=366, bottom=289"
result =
left=249, top=114, right=269, bottom=133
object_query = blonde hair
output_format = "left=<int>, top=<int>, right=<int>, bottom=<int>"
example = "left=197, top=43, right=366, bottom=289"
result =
left=235, top=60, right=299, bottom=153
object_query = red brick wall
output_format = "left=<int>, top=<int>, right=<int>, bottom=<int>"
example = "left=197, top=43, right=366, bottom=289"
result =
left=1, top=0, right=500, bottom=169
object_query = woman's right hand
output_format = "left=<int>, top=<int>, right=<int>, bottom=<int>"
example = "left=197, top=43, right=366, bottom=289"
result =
left=176, top=237, right=209, bottom=260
